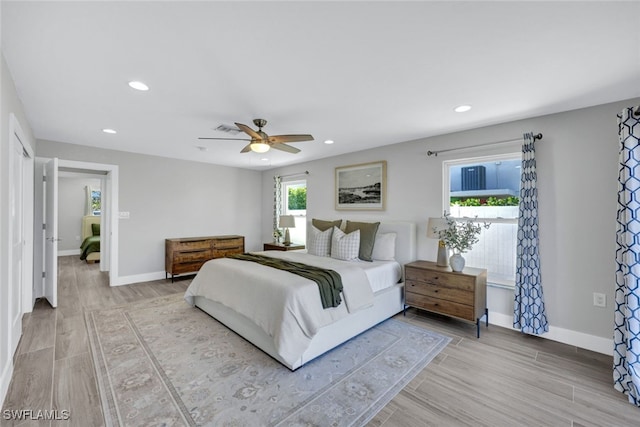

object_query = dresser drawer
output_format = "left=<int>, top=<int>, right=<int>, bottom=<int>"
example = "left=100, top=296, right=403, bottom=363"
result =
left=171, top=261, right=208, bottom=275
left=405, top=292, right=474, bottom=321
left=213, top=248, right=244, bottom=258
left=212, top=237, right=244, bottom=250
left=405, top=267, right=475, bottom=292
left=405, top=279, right=474, bottom=305
left=174, top=239, right=211, bottom=252
left=174, top=249, right=212, bottom=264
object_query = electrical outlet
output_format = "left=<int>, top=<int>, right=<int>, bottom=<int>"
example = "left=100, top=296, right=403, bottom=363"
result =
left=593, top=292, right=606, bottom=307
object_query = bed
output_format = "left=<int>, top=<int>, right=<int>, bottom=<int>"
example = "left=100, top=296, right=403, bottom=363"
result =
left=184, top=221, right=416, bottom=370
left=80, top=215, right=100, bottom=263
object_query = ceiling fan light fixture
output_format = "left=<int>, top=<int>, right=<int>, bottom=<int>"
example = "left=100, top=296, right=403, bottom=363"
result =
left=250, top=142, right=270, bottom=153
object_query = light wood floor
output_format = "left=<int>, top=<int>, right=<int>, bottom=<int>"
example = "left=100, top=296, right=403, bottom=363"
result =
left=2, top=256, right=638, bottom=426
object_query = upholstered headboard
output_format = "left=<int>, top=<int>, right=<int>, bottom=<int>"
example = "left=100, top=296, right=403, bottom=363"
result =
left=81, top=215, right=101, bottom=241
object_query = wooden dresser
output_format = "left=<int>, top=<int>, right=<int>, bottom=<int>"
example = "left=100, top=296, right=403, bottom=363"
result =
left=165, top=235, right=244, bottom=281
left=404, top=260, right=488, bottom=337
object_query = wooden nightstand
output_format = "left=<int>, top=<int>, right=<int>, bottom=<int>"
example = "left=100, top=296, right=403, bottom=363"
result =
left=404, top=260, right=488, bottom=338
left=263, top=242, right=305, bottom=251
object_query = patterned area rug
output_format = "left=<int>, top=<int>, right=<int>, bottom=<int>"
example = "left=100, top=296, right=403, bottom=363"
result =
left=86, top=294, right=450, bottom=426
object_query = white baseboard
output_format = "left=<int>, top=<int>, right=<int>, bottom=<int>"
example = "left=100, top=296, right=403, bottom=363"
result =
left=58, top=249, right=81, bottom=256
left=489, top=312, right=613, bottom=356
left=0, top=360, right=14, bottom=411
left=111, top=271, right=167, bottom=287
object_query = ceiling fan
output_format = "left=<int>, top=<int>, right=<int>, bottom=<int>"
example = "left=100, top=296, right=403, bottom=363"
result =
left=199, top=118, right=314, bottom=154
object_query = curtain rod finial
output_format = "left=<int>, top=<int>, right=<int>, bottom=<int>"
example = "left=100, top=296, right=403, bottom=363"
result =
left=534, top=133, right=543, bottom=141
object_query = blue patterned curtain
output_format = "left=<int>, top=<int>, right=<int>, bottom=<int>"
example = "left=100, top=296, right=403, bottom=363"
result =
left=513, top=132, right=549, bottom=334
left=614, top=106, right=640, bottom=406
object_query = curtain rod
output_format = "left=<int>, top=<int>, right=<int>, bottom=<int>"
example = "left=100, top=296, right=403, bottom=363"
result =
left=426, top=133, right=543, bottom=157
left=275, top=171, right=309, bottom=179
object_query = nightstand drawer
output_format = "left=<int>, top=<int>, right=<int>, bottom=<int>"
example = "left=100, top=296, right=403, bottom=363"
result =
left=405, top=279, right=474, bottom=305
left=405, top=267, right=475, bottom=292
left=405, top=292, right=474, bottom=321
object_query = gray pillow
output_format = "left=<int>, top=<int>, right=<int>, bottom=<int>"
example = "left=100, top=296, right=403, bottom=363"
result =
left=344, top=221, right=380, bottom=261
left=312, top=218, right=342, bottom=232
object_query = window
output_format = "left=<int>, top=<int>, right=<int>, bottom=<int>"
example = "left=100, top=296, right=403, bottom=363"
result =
left=443, top=153, right=521, bottom=287
left=91, top=189, right=101, bottom=215
left=281, top=180, right=307, bottom=244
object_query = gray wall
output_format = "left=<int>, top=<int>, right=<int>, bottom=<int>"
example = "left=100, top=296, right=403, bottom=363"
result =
left=261, top=97, right=640, bottom=348
left=58, top=176, right=101, bottom=252
left=36, top=140, right=263, bottom=278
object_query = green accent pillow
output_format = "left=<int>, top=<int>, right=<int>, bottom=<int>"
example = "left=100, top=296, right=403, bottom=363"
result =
left=344, top=221, right=380, bottom=262
left=312, top=218, right=342, bottom=232
left=91, top=223, right=100, bottom=236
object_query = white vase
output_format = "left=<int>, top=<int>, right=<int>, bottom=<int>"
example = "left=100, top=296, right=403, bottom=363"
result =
left=449, top=253, right=465, bottom=272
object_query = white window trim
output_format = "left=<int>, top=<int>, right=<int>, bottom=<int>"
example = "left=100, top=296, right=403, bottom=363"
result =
left=443, top=152, right=521, bottom=288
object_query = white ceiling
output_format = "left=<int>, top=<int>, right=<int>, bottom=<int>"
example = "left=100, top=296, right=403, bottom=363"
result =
left=3, top=1, right=639, bottom=170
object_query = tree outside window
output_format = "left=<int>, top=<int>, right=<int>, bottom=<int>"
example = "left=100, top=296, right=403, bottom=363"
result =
left=282, top=180, right=307, bottom=244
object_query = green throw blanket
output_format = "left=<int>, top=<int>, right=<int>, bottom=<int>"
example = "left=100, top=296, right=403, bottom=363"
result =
left=80, top=235, right=100, bottom=260
left=228, top=253, right=343, bottom=309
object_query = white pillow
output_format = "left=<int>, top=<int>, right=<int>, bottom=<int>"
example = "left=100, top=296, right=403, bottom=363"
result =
left=307, top=226, right=333, bottom=257
left=371, top=232, right=397, bottom=261
left=331, top=227, right=360, bottom=261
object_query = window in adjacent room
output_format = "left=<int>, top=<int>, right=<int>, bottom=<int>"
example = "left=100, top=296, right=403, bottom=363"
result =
left=281, top=179, right=307, bottom=244
left=443, top=153, right=521, bottom=287
left=91, top=189, right=102, bottom=215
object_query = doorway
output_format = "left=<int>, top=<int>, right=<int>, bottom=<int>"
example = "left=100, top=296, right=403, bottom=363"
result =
left=34, top=158, right=119, bottom=307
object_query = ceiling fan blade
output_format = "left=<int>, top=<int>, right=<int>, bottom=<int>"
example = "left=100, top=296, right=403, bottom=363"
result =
left=268, top=134, right=314, bottom=143
left=198, top=137, right=251, bottom=141
left=270, top=143, right=300, bottom=154
left=235, top=122, right=262, bottom=140
left=240, top=143, right=253, bottom=153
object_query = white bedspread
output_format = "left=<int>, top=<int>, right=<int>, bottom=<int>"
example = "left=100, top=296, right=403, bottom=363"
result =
left=184, top=251, right=374, bottom=367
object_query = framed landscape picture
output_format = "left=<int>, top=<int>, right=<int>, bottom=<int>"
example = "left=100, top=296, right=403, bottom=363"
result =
left=335, top=161, right=386, bottom=210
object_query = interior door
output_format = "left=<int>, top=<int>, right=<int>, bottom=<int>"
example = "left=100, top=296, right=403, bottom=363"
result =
left=44, top=158, right=58, bottom=308
left=9, top=138, right=25, bottom=352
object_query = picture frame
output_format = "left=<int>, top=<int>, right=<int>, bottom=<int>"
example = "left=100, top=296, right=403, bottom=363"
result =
left=335, top=161, right=386, bottom=210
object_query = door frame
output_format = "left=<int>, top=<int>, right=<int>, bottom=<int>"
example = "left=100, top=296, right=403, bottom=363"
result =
left=35, top=158, right=119, bottom=288
left=9, top=114, right=34, bottom=314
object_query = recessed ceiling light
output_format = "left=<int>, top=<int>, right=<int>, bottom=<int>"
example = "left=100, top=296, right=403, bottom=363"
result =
left=324, top=140, right=334, bottom=144
left=261, top=158, right=269, bottom=161
left=128, top=81, right=149, bottom=91
left=102, top=128, right=117, bottom=134
left=454, top=105, right=472, bottom=113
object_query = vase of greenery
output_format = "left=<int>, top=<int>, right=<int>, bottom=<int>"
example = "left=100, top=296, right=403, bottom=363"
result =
left=273, top=229, right=283, bottom=243
left=436, top=212, right=490, bottom=272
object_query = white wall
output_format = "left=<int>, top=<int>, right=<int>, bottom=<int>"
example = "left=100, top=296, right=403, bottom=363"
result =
left=58, top=176, right=101, bottom=253
left=35, top=140, right=263, bottom=282
left=1, top=52, right=36, bottom=409
left=262, top=97, right=640, bottom=354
